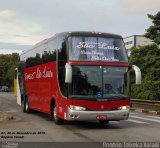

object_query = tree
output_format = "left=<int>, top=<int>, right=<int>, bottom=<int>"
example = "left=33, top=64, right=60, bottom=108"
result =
left=129, top=11, right=160, bottom=100
left=129, top=44, right=160, bottom=100
left=145, top=11, right=160, bottom=45
left=0, top=53, right=19, bottom=90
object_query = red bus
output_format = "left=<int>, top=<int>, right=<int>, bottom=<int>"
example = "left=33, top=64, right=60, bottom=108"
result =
left=17, top=31, right=141, bottom=124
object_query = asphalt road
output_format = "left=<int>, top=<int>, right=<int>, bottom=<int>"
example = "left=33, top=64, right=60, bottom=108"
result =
left=0, top=92, right=160, bottom=148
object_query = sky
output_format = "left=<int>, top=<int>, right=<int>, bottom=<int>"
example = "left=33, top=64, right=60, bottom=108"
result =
left=0, top=0, right=160, bottom=54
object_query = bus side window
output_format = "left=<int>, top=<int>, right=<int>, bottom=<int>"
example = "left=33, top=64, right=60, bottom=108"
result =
left=45, top=38, right=57, bottom=63
left=58, top=35, right=68, bottom=97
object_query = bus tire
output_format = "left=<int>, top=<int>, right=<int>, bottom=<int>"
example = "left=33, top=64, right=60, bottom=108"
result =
left=22, top=98, right=26, bottom=113
left=99, top=120, right=109, bottom=125
left=51, top=103, right=64, bottom=125
left=24, top=97, right=31, bottom=113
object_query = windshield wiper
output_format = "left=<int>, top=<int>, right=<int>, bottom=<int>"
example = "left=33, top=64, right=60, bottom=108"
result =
left=103, top=94, right=129, bottom=100
left=69, top=95, right=97, bottom=101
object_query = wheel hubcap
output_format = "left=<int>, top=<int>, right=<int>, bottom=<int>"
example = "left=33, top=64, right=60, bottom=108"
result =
left=26, top=101, right=28, bottom=110
left=53, top=106, right=57, bottom=119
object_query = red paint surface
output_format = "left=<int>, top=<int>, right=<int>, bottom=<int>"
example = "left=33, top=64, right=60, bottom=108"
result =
left=24, top=61, right=130, bottom=120
left=24, top=62, right=60, bottom=114
left=70, top=99, right=130, bottom=111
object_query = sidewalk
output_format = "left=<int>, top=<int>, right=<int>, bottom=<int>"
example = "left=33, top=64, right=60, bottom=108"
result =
left=130, top=107, right=160, bottom=115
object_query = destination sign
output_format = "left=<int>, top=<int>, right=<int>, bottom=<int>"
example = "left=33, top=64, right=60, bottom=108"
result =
left=70, top=37, right=127, bottom=62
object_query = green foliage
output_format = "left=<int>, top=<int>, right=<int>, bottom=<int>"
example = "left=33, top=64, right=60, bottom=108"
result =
left=129, top=44, right=160, bottom=100
left=145, top=11, right=160, bottom=45
left=0, top=53, right=19, bottom=90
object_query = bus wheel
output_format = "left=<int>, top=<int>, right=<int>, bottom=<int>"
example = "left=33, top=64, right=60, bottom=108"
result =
left=99, top=120, right=109, bottom=125
left=24, top=97, right=31, bottom=113
left=52, top=104, right=64, bottom=125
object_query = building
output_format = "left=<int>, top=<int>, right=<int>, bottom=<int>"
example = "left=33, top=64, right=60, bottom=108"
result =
left=123, top=35, right=153, bottom=56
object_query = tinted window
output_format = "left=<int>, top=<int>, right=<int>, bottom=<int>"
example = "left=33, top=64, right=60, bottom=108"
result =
left=58, top=35, right=67, bottom=97
left=22, top=38, right=57, bottom=68
left=58, top=36, right=67, bottom=61
left=69, top=66, right=129, bottom=100
left=26, top=46, right=43, bottom=67
left=69, top=66, right=102, bottom=98
left=42, top=38, right=57, bottom=63
left=103, top=67, right=128, bottom=97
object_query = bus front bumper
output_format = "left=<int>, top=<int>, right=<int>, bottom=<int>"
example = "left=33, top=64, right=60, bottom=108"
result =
left=67, top=108, right=130, bottom=121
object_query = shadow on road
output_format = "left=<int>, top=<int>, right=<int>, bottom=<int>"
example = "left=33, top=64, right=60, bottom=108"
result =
left=25, top=110, right=143, bottom=130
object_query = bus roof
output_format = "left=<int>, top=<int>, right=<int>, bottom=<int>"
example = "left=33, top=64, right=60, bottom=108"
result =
left=66, top=31, right=122, bottom=38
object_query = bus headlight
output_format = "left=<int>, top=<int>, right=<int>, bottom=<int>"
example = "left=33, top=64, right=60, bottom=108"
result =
left=69, top=105, right=86, bottom=111
left=118, top=105, right=130, bottom=110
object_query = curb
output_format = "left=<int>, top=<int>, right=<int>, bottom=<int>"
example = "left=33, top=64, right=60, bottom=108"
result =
left=130, top=108, right=160, bottom=115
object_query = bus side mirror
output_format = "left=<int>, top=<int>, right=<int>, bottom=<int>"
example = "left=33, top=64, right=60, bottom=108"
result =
left=132, top=65, right=141, bottom=84
left=65, top=63, right=72, bottom=83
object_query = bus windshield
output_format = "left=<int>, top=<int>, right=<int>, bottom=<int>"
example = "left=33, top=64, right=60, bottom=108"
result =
left=69, top=36, right=128, bottom=62
left=69, top=66, right=129, bottom=100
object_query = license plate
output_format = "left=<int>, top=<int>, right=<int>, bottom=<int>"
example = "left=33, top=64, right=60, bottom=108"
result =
left=96, top=115, right=107, bottom=120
